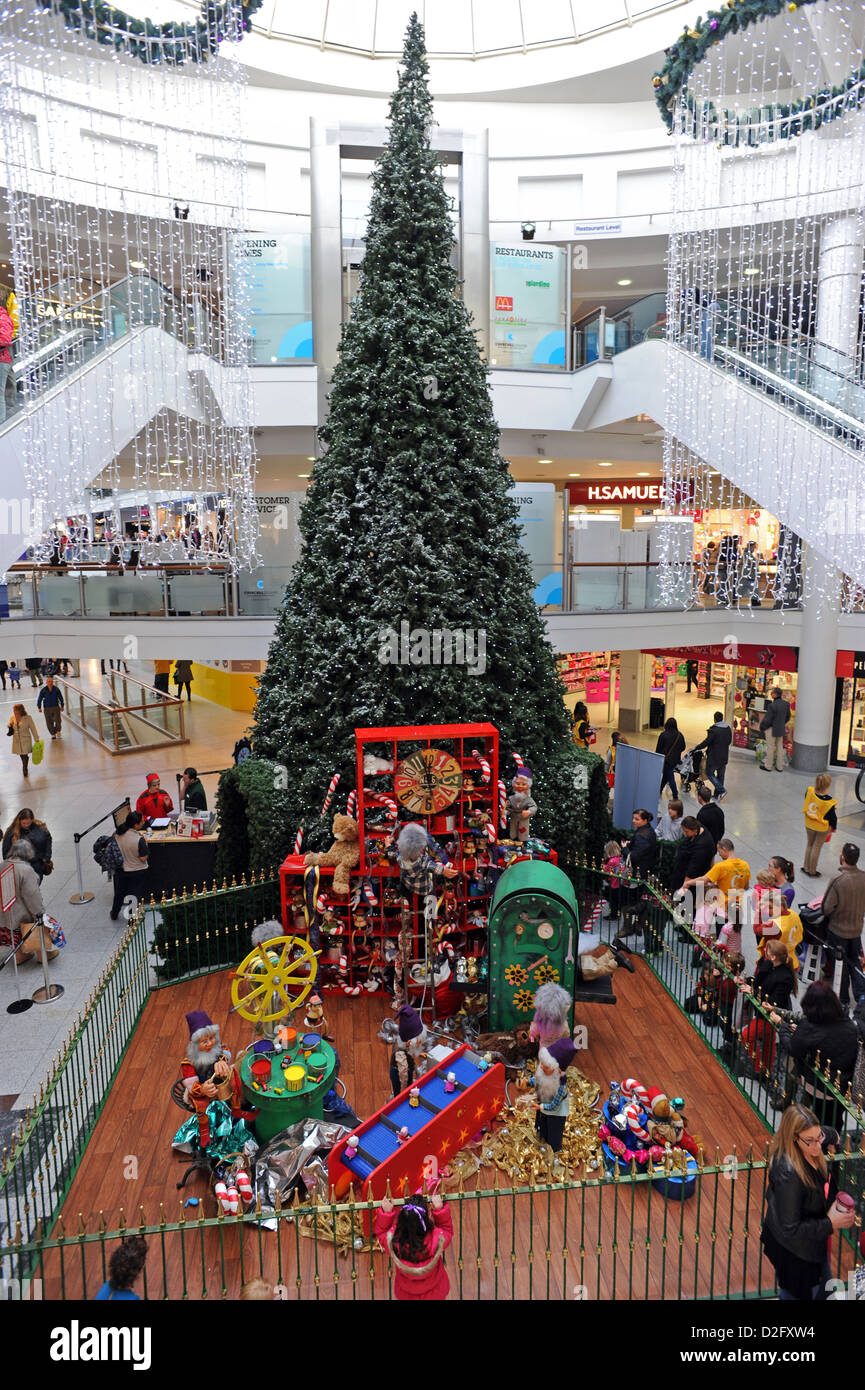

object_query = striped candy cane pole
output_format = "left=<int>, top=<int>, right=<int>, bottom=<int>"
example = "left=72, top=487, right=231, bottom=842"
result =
left=471, top=748, right=491, bottom=783
left=346, top=789, right=357, bottom=818
left=362, top=878, right=378, bottom=906
left=368, top=792, right=398, bottom=820
left=623, top=1102, right=651, bottom=1143
left=583, top=898, right=604, bottom=934
left=320, top=772, right=341, bottom=817
left=294, top=826, right=304, bottom=854
left=620, top=1078, right=651, bottom=1112
left=512, top=752, right=525, bottom=770
left=484, top=819, right=497, bottom=844
left=498, top=780, right=507, bottom=830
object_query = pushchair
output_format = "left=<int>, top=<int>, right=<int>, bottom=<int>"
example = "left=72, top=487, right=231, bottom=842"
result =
left=797, top=903, right=865, bottom=1008
left=677, top=747, right=703, bottom=792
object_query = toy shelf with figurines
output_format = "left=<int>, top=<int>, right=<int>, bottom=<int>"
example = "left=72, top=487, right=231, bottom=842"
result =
left=279, top=723, right=505, bottom=1001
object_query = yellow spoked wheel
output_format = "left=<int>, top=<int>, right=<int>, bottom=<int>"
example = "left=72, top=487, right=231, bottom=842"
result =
left=231, top=936, right=319, bottom=1025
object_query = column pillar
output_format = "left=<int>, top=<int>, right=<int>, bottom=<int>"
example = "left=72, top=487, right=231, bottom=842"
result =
left=460, top=129, right=490, bottom=360
left=618, top=651, right=653, bottom=733
left=814, top=214, right=865, bottom=403
left=792, top=550, right=841, bottom=772
left=309, top=118, right=344, bottom=428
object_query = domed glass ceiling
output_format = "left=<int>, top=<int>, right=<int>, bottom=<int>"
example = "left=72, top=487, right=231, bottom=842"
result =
left=139, top=0, right=691, bottom=58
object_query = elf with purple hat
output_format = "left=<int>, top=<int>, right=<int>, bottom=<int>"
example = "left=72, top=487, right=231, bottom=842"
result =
left=507, top=766, right=537, bottom=843
left=522, top=1037, right=577, bottom=1153
left=389, top=1004, right=428, bottom=1096
left=172, top=1010, right=257, bottom=1158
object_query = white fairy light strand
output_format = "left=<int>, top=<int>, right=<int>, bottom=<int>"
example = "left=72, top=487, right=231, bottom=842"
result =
left=0, top=2, right=259, bottom=572
left=658, top=0, right=865, bottom=617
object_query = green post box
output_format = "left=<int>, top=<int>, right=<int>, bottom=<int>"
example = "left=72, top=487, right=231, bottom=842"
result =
left=487, top=860, right=579, bottom=1031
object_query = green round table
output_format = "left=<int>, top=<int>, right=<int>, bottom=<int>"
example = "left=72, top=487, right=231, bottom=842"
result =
left=240, top=1040, right=338, bottom=1144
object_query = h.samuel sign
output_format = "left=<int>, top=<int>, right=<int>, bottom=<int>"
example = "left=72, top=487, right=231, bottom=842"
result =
left=567, top=479, right=664, bottom=505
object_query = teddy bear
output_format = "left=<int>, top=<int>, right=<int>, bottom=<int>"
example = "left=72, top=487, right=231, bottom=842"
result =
left=304, top=814, right=360, bottom=895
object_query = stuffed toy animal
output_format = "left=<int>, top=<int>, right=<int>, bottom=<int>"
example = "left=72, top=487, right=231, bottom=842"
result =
left=474, top=1025, right=539, bottom=1065
left=304, top=814, right=360, bottom=895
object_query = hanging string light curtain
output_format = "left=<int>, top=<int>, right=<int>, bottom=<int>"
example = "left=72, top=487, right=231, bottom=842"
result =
left=657, top=0, right=865, bottom=615
left=0, top=0, right=259, bottom=570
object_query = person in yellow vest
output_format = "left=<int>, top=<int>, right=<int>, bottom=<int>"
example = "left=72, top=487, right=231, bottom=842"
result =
left=801, top=774, right=837, bottom=878
left=758, top=891, right=803, bottom=971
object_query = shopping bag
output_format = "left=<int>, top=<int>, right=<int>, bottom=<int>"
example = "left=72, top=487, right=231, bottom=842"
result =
left=31, top=738, right=45, bottom=765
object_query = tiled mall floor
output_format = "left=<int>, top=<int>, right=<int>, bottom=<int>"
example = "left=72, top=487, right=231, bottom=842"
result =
left=1, top=671, right=862, bottom=1108
left=0, top=660, right=250, bottom=1107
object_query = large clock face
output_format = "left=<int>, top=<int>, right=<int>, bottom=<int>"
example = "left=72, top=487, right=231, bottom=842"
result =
left=394, top=748, right=463, bottom=816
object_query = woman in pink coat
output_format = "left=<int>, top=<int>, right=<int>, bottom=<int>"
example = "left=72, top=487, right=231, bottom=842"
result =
left=374, top=1194, right=453, bottom=1300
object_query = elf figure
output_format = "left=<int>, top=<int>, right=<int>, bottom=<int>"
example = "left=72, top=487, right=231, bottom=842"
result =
left=507, top=767, right=537, bottom=844
left=388, top=1005, right=428, bottom=1096
left=172, top=1011, right=255, bottom=1158
left=523, top=1038, right=577, bottom=1153
left=302, top=989, right=332, bottom=1040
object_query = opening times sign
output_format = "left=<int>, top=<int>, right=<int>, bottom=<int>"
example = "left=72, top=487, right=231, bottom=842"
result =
left=491, top=243, right=566, bottom=370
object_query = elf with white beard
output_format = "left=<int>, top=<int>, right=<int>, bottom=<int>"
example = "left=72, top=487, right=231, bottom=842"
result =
left=525, top=1037, right=577, bottom=1153
left=172, top=1010, right=255, bottom=1160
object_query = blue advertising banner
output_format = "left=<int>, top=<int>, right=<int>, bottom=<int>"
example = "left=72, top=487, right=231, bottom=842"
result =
left=507, top=481, right=561, bottom=606
left=490, top=242, right=566, bottom=370
left=612, top=744, right=664, bottom=834
left=235, top=233, right=312, bottom=364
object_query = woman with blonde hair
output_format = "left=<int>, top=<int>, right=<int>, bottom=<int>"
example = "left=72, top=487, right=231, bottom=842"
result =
left=761, top=1103, right=854, bottom=1300
left=7, top=702, right=39, bottom=779
left=801, top=773, right=837, bottom=877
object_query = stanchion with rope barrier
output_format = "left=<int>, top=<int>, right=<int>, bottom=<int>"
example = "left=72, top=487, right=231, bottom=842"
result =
left=69, top=798, right=131, bottom=905
left=0, top=917, right=64, bottom=1010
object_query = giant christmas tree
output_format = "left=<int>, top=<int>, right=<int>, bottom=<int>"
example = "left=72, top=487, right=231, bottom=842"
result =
left=244, top=15, right=606, bottom=871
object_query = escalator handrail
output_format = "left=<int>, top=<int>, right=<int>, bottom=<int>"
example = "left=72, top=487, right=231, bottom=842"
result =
left=703, top=340, right=865, bottom=442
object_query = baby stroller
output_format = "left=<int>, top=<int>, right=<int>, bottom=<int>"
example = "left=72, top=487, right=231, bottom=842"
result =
left=677, top=747, right=703, bottom=792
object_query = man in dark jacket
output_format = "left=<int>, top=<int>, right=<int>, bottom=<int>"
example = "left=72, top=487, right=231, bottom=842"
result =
left=760, top=687, right=791, bottom=772
left=696, top=783, right=725, bottom=845
left=672, top=817, right=716, bottom=893
left=694, top=711, right=732, bottom=799
left=820, top=843, right=865, bottom=1003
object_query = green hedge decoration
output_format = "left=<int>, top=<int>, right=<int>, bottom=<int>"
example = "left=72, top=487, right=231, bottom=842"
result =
left=653, top=0, right=865, bottom=145
left=35, top=0, right=266, bottom=65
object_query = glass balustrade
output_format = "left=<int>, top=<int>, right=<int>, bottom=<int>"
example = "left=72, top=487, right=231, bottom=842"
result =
left=57, top=673, right=187, bottom=754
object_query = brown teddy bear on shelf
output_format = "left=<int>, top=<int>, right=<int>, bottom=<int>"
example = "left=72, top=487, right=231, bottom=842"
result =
left=304, top=814, right=360, bottom=896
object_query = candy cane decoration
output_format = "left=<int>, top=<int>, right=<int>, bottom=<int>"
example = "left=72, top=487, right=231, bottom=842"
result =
left=483, top=818, right=497, bottom=844
left=620, top=1078, right=651, bottom=1112
left=320, top=772, right=341, bottom=817
left=512, top=752, right=525, bottom=770
left=471, top=748, right=491, bottom=784
left=337, top=954, right=362, bottom=996
left=583, top=898, right=604, bottom=934
left=366, top=791, right=398, bottom=820
left=346, top=789, right=357, bottom=818
left=294, top=826, right=304, bottom=854
left=498, top=780, right=507, bottom=830
left=623, top=1102, right=651, bottom=1143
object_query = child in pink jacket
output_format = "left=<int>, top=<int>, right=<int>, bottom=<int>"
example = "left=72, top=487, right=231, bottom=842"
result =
left=374, top=1194, right=453, bottom=1300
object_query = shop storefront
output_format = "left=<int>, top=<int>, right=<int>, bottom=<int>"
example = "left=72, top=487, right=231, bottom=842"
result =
left=645, top=644, right=799, bottom=755
left=832, top=651, right=865, bottom=767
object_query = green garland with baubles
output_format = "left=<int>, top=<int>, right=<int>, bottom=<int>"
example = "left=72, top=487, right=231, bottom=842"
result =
left=653, top=0, right=865, bottom=145
left=35, top=0, right=266, bottom=64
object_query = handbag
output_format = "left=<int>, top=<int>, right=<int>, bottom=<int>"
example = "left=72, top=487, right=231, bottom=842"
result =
left=42, top=859, right=53, bottom=875
left=31, top=738, right=44, bottom=765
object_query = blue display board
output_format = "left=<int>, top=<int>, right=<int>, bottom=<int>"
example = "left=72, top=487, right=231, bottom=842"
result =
left=490, top=242, right=566, bottom=370
left=234, top=233, right=312, bottom=364
left=612, top=742, right=664, bottom=831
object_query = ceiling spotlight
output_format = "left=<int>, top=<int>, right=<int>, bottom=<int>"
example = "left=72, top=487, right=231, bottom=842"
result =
left=306, top=456, right=316, bottom=462
left=744, top=267, right=760, bottom=276
left=173, top=202, right=190, bottom=220
left=617, top=278, right=633, bottom=286
left=537, top=459, right=553, bottom=465
left=636, top=471, right=650, bottom=477
left=521, top=222, right=536, bottom=241
left=129, top=261, right=145, bottom=270
left=568, top=472, right=581, bottom=477
left=298, top=473, right=310, bottom=479
left=597, top=461, right=613, bottom=467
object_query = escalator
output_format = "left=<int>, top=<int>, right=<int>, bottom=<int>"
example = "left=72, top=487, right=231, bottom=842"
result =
left=0, top=274, right=237, bottom=574
left=667, top=299, right=865, bottom=590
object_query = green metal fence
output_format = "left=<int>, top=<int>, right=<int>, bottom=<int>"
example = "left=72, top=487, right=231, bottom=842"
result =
left=2, top=863, right=863, bottom=1299
left=6, top=1152, right=863, bottom=1301
left=573, top=861, right=865, bottom=1137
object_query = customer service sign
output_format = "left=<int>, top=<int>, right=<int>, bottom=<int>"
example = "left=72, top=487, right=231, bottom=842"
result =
left=491, top=243, right=566, bottom=370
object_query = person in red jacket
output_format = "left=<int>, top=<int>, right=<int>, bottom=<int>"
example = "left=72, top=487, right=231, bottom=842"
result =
left=374, top=1193, right=453, bottom=1300
left=0, top=299, right=17, bottom=424
left=135, top=772, right=174, bottom=820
